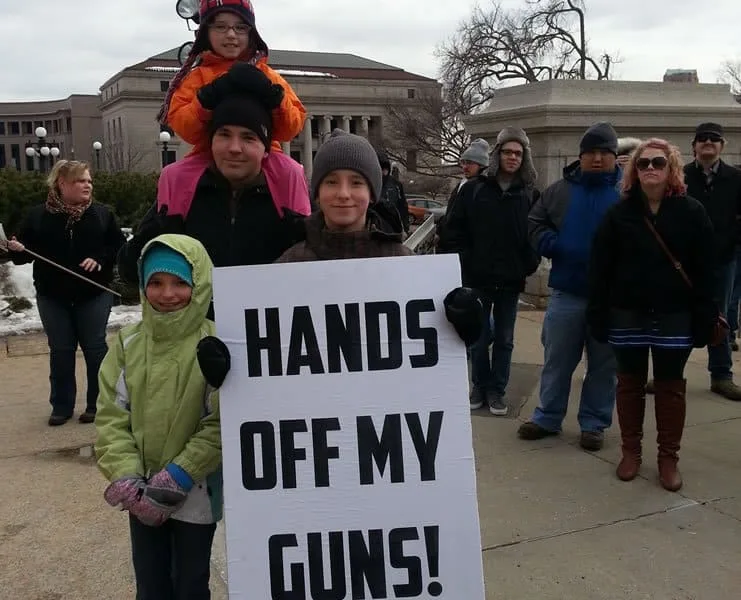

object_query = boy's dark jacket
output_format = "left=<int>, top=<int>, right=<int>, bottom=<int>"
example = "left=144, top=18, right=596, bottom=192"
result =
left=446, top=173, right=540, bottom=296
left=276, top=206, right=413, bottom=262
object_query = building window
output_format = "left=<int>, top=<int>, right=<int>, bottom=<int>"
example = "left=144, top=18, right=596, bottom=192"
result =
left=53, top=120, right=59, bottom=134
left=407, top=89, right=416, bottom=99
left=311, top=120, right=319, bottom=137
left=10, top=144, right=21, bottom=170
left=66, top=117, right=72, bottom=133
left=34, top=121, right=43, bottom=130
left=9, top=121, right=20, bottom=135
left=44, top=120, right=52, bottom=132
left=117, top=117, right=123, bottom=138
left=349, top=119, right=357, bottom=134
left=161, top=149, right=177, bottom=166
left=160, top=80, right=171, bottom=92
left=406, top=149, right=418, bottom=172
left=22, top=121, right=32, bottom=135
left=0, top=122, right=5, bottom=136
left=0, top=144, right=6, bottom=168
left=26, top=153, right=35, bottom=172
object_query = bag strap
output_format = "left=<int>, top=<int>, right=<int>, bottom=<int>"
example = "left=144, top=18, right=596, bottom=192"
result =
left=643, top=216, right=693, bottom=288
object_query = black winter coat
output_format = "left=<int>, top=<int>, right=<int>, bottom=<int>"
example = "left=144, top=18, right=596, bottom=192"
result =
left=587, top=191, right=717, bottom=347
left=684, top=160, right=741, bottom=264
left=117, top=169, right=305, bottom=284
left=446, top=175, right=540, bottom=295
left=10, top=203, right=125, bottom=303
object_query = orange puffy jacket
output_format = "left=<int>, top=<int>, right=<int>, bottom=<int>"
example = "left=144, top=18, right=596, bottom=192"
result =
left=166, top=51, right=306, bottom=156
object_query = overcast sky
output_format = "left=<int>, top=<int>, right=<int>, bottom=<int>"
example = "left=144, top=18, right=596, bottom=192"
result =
left=1, top=0, right=739, bottom=102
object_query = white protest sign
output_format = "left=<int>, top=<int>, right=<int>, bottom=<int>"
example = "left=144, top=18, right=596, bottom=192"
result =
left=213, top=254, right=485, bottom=600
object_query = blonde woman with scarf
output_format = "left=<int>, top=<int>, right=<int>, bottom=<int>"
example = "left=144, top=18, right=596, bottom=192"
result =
left=7, top=160, right=126, bottom=426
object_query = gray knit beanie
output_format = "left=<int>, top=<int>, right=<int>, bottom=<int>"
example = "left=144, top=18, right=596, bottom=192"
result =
left=311, top=129, right=383, bottom=203
left=460, top=138, right=491, bottom=167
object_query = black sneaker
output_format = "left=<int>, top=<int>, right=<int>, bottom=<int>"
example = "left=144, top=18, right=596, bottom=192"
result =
left=469, top=386, right=484, bottom=410
left=78, top=409, right=96, bottom=424
left=48, top=414, right=72, bottom=427
left=486, top=392, right=508, bottom=416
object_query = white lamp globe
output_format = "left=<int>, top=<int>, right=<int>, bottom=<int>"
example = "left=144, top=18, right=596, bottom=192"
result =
left=159, top=131, right=171, bottom=144
left=92, top=141, right=102, bottom=151
left=50, top=147, right=60, bottom=157
left=40, top=146, right=51, bottom=157
left=35, top=126, right=47, bottom=139
left=25, top=146, right=36, bottom=157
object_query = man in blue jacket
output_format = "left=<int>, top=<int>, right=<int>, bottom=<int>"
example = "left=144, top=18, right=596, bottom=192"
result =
left=519, top=122, right=620, bottom=451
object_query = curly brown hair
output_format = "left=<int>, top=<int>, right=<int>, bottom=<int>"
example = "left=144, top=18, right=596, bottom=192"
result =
left=620, top=137, right=687, bottom=198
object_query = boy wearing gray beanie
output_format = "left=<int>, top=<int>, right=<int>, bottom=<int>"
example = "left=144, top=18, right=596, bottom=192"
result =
left=277, top=129, right=412, bottom=261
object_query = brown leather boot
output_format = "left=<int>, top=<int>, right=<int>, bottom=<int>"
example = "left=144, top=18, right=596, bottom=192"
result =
left=615, top=374, right=646, bottom=481
left=654, top=379, right=686, bottom=492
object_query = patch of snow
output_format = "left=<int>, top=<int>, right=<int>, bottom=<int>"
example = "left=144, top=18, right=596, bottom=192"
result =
left=275, top=69, right=337, bottom=78
left=0, top=262, right=141, bottom=337
left=145, top=66, right=181, bottom=73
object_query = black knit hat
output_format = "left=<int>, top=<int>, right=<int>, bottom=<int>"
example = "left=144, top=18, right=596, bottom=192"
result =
left=210, top=94, right=273, bottom=148
left=580, top=122, right=618, bottom=156
left=312, top=130, right=383, bottom=202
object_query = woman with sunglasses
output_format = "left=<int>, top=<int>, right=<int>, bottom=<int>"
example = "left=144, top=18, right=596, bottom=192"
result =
left=586, top=138, right=718, bottom=492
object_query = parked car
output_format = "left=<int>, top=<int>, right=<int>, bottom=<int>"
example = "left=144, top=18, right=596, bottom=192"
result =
left=407, top=196, right=447, bottom=222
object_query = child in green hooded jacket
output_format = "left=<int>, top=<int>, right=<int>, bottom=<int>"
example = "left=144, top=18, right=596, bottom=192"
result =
left=95, top=233, right=229, bottom=599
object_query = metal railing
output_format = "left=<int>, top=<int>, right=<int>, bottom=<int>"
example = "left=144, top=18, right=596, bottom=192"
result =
left=403, top=215, right=437, bottom=254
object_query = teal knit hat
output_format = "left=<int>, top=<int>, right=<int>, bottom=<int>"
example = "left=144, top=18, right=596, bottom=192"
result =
left=141, top=244, right=193, bottom=287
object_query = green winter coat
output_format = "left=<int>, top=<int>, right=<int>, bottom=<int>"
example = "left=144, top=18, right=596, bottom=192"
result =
left=94, top=234, right=223, bottom=523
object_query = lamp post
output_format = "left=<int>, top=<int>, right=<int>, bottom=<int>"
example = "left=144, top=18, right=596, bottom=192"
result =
left=25, top=126, right=60, bottom=173
left=92, top=141, right=103, bottom=171
left=158, top=131, right=172, bottom=168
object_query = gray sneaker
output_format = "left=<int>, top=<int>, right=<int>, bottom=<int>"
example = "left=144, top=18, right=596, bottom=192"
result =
left=487, top=391, right=508, bottom=416
left=469, top=386, right=484, bottom=410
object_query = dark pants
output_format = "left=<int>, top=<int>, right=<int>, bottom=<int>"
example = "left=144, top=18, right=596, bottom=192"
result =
left=614, top=346, right=692, bottom=381
left=727, top=247, right=741, bottom=335
left=36, top=293, right=112, bottom=417
left=470, top=290, right=520, bottom=397
left=129, top=515, right=217, bottom=600
left=708, top=261, right=735, bottom=381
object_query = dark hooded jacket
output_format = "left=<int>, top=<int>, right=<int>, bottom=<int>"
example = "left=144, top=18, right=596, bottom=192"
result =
left=446, top=136, right=540, bottom=296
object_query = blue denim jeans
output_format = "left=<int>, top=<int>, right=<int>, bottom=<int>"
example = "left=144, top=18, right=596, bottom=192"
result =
left=532, top=290, right=617, bottom=433
left=37, top=293, right=113, bottom=417
left=470, top=290, right=520, bottom=397
left=727, top=248, right=741, bottom=334
left=708, top=260, right=735, bottom=381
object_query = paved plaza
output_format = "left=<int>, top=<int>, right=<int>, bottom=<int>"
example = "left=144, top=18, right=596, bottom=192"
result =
left=1, top=311, right=740, bottom=599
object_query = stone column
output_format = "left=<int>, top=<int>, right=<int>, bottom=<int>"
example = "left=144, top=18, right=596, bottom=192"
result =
left=320, top=115, right=332, bottom=142
left=302, top=116, right=313, bottom=179
left=341, top=115, right=351, bottom=133
left=360, top=115, right=370, bottom=138
left=281, top=141, right=291, bottom=155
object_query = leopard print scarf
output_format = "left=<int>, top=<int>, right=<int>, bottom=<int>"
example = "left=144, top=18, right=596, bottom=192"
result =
left=44, top=187, right=92, bottom=230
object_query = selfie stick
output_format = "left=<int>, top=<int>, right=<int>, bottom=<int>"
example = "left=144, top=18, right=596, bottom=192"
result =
left=0, top=235, right=122, bottom=298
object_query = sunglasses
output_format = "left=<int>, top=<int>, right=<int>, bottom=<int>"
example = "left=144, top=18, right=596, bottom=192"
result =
left=695, top=134, right=722, bottom=143
left=636, top=156, right=668, bottom=171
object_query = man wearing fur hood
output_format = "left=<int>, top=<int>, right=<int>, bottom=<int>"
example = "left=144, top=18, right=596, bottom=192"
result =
left=447, top=127, right=541, bottom=416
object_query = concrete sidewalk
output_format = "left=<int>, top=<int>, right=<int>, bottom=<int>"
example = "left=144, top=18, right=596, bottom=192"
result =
left=2, top=312, right=740, bottom=599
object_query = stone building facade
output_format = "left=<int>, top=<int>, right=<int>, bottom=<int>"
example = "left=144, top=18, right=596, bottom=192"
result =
left=97, top=48, right=441, bottom=174
left=465, top=79, right=741, bottom=186
left=0, top=95, right=102, bottom=172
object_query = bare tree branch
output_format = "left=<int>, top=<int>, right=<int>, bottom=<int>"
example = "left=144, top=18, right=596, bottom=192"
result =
left=719, top=60, right=741, bottom=96
left=386, top=0, right=618, bottom=172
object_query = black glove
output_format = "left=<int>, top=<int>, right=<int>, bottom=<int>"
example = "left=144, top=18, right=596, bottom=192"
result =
left=227, top=63, right=285, bottom=110
left=196, top=73, right=235, bottom=110
left=444, top=287, right=484, bottom=346
left=134, top=205, right=185, bottom=247
left=197, top=336, right=231, bottom=388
